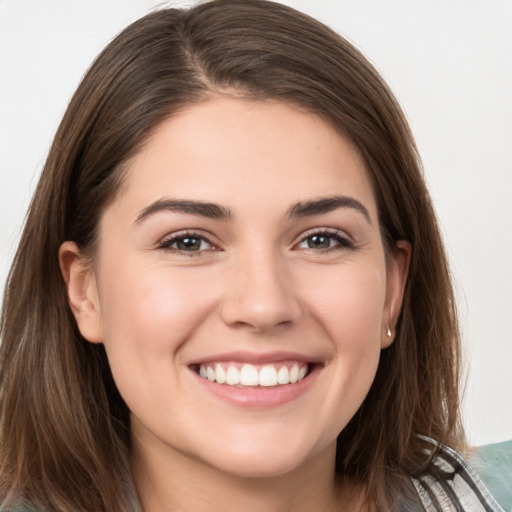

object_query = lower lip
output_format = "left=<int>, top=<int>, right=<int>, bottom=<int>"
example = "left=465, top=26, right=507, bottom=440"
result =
left=192, top=366, right=319, bottom=408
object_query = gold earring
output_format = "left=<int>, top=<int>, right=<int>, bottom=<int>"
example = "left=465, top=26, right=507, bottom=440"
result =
left=386, top=325, right=392, bottom=337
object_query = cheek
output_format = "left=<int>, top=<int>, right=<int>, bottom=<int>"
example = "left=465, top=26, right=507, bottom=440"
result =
left=317, top=266, right=386, bottom=419
left=303, top=263, right=387, bottom=345
left=96, top=257, right=219, bottom=363
left=95, top=259, right=222, bottom=420
left=303, top=263, right=386, bottom=405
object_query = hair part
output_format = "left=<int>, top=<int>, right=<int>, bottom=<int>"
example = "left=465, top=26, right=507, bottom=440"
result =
left=0, top=1, right=464, bottom=510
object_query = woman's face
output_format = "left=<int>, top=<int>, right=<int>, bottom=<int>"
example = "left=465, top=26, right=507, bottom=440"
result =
left=63, top=97, right=409, bottom=479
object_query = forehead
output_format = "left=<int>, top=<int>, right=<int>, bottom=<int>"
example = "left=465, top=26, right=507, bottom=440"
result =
left=112, top=97, right=378, bottom=222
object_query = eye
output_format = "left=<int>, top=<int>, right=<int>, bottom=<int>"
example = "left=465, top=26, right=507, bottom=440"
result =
left=295, top=229, right=354, bottom=251
left=158, top=232, right=217, bottom=254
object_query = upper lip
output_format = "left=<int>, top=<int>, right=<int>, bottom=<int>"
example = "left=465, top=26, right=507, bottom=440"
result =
left=187, top=350, right=324, bottom=366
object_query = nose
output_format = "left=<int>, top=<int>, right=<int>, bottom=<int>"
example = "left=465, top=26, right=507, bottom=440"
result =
left=220, top=249, right=302, bottom=332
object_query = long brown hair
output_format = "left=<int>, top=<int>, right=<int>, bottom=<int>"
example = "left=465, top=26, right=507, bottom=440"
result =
left=0, top=1, right=464, bottom=510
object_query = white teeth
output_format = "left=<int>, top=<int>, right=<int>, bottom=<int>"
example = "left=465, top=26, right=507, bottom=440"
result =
left=240, top=364, right=259, bottom=386
left=277, top=365, right=289, bottom=384
left=259, top=365, right=277, bottom=386
left=198, top=362, right=309, bottom=387
left=206, top=366, right=216, bottom=381
left=215, top=364, right=226, bottom=384
left=226, top=366, right=240, bottom=385
left=289, top=364, right=299, bottom=383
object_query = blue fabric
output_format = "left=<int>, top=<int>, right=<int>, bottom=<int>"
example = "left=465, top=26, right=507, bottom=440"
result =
left=470, top=440, right=512, bottom=512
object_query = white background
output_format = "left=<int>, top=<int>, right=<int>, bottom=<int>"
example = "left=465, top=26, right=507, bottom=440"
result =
left=1, top=0, right=511, bottom=446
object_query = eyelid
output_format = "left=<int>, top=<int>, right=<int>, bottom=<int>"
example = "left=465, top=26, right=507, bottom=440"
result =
left=293, top=227, right=355, bottom=251
left=156, top=229, right=221, bottom=253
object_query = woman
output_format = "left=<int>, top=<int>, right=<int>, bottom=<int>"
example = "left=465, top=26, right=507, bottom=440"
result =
left=0, top=1, right=504, bottom=511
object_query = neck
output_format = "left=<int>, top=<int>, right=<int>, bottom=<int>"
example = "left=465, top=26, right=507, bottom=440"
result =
left=131, top=436, right=363, bottom=512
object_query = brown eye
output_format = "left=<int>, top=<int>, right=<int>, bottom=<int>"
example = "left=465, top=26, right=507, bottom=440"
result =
left=175, top=236, right=203, bottom=251
left=305, top=234, right=332, bottom=249
left=296, top=230, right=354, bottom=251
left=158, top=233, right=215, bottom=253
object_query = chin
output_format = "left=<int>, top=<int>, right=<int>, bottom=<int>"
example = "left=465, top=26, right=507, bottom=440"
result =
left=197, top=434, right=332, bottom=480
left=209, top=453, right=310, bottom=480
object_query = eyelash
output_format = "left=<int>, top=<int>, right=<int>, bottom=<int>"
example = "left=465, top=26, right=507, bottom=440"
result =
left=157, top=228, right=355, bottom=256
left=157, top=231, right=218, bottom=256
left=294, top=228, right=355, bottom=252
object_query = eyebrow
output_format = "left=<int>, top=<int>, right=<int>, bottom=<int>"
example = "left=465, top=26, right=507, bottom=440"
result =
left=287, top=195, right=371, bottom=224
left=134, top=199, right=233, bottom=224
left=134, top=195, right=371, bottom=224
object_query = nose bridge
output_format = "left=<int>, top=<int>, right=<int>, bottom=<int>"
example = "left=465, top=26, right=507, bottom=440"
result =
left=220, top=243, right=300, bottom=331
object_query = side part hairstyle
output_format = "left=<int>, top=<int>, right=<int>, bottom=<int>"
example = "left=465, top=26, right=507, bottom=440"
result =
left=0, top=1, right=464, bottom=510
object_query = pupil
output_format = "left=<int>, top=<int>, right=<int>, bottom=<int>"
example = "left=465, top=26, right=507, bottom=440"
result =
left=177, top=237, right=201, bottom=251
left=308, top=235, right=330, bottom=249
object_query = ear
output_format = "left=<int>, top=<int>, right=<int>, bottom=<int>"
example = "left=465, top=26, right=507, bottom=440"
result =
left=59, top=241, right=103, bottom=343
left=381, top=240, right=411, bottom=348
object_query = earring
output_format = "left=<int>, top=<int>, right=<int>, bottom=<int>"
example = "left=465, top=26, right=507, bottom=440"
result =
left=386, top=325, right=392, bottom=338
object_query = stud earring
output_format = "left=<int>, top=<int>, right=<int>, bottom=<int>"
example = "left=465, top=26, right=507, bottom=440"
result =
left=386, top=325, right=392, bottom=338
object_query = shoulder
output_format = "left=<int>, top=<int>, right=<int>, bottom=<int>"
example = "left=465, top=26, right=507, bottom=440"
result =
left=469, top=439, right=512, bottom=512
left=410, top=437, right=506, bottom=512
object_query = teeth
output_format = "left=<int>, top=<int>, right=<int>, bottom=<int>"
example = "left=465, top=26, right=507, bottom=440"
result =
left=226, top=366, right=240, bottom=385
left=289, top=364, right=299, bottom=383
left=198, top=362, right=309, bottom=387
left=240, top=364, right=259, bottom=386
left=206, top=366, right=216, bottom=382
left=277, top=365, right=289, bottom=384
left=259, top=365, right=277, bottom=386
left=215, top=364, right=226, bottom=384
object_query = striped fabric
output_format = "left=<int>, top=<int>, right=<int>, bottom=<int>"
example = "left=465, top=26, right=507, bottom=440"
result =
left=410, top=438, right=505, bottom=511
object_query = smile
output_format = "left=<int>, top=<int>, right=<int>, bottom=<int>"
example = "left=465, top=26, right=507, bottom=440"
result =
left=197, top=362, right=309, bottom=387
left=189, top=356, right=320, bottom=408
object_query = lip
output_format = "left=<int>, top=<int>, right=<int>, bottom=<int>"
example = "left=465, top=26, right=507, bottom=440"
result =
left=189, top=356, right=321, bottom=409
left=187, top=350, right=323, bottom=366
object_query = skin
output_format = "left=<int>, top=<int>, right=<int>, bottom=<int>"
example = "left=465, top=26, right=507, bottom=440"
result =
left=60, top=97, right=410, bottom=511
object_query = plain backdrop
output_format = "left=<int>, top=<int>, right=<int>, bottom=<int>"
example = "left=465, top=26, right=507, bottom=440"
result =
left=1, top=0, right=511, bottom=446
